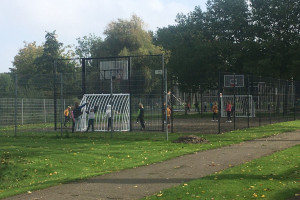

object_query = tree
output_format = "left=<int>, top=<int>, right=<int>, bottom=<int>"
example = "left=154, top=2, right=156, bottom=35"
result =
left=204, top=0, right=253, bottom=73
left=0, top=73, right=14, bottom=97
left=35, top=31, right=63, bottom=74
left=95, top=14, right=163, bottom=57
left=250, top=0, right=300, bottom=79
left=156, top=7, right=221, bottom=92
left=11, top=42, right=43, bottom=84
left=75, top=34, right=103, bottom=58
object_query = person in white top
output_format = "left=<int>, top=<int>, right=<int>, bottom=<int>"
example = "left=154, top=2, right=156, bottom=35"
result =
left=86, top=108, right=95, bottom=132
left=105, top=105, right=112, bottom=131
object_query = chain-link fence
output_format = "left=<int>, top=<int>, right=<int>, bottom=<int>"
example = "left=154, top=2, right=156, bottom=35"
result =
left=170, top=73, right=299, bottom=134
left=0, top=55, right=166, bottom=135
left=1, top=55, right=299, bottom=136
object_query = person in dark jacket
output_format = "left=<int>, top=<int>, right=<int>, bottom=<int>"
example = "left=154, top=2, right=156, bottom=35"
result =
left=72, top=101, right=88, bottom=133
left=137, top=103, right=145, bottom=130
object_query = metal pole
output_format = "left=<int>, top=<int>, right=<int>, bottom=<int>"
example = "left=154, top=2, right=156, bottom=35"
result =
left=110, top=75, right=113, bottom=138
left=14, top=74, right=17, bottom=137
left=292, top=77, right=296, bottom=120
left=164, top=65, right=168, bottom=141
left=44, top=99, right=46, bottom=123
left=21, top=98, right=23, bottom=125
left=128, top=56, right=132, bottom=131
left=259, top=76, right=262, bottom=126
left=60, top=73, right=63, bottom=137
left=82, top=58, right=86, bottom=96
left=247, top=75, right=250, bottom=128
left=233, top=74, right=236, bottom=130
left=218, top=72, right=221, bottom=134
left=53, top=60, right=57, bottom=130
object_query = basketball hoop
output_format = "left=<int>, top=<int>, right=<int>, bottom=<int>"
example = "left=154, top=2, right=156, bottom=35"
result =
left=224, top=75, right=244, bottom=88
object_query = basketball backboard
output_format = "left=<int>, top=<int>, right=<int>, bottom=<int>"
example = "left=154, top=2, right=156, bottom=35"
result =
left=224, top=75, right=244, bottom=87
left=99, top=59, right=128, bottom=80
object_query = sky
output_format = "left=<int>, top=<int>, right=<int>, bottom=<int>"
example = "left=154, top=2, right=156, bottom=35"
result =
left=0, top=0, right=207, bottom=73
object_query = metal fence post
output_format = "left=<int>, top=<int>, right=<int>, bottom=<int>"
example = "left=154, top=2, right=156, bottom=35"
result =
left=233, top=73, right=236, bottom=130
left=164, top=66, right=168, bottom=141
left=21, top=98, right=24, bottom=125
left=60, top=74, right=64, bottom=137
left=14, top=74, right=17, bottom=137
left=44, top=99, right=46, bottom=123
left=218, top=71, right=221, bottom=134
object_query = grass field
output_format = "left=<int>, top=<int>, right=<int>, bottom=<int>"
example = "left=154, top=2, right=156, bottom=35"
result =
left=0, top=121, right=300, bottom=199
left=143, top=145, right=300, bottom=200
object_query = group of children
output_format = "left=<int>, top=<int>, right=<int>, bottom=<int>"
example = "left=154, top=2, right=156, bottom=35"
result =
left=211, top=101, right=233, bottom=122
left=64, top=102, right=172, bottom=132
left=64, top=102, right=114, bottom=133
left=64, top=100, right=233, bottom=133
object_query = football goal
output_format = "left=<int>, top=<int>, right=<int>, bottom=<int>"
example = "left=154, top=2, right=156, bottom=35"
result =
left=221, top=95, right=255, bottom=117
left=75, top=94, right=130, bottom=132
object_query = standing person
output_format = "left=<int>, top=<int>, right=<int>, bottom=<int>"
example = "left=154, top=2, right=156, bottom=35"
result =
left=194, top=101, right=200, bottom=113
left=167, top=105, right=171, bottom=128
left=212, top=102, right=218, bottom=121
left=105, top=104, right=112, bottom=131
left=226, top=101, right=232, bottom=122
left=72, top=101, right=89, bottom=133
left=137, top=103, right=145, bottom=130
left=63, top=106, right=71, bottom=127
left=105, top=104, right=119, bottom=131
left=187, top=102, right=191, bottom=112
left=86, top=108, right=95, bottom=132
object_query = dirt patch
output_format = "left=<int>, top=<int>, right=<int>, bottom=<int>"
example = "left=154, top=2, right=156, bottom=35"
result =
left=173, top=135, right=209, bottom=144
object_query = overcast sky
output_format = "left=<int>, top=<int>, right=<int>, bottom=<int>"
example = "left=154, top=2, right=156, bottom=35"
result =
left=0, top=0, right=207, bottom=73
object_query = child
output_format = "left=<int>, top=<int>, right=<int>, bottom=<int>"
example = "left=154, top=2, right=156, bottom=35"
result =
left=226, top=101, right=232, bottom=122
left=212, top=102, right=218, bottom=121
left=63, top=106, right=71, bottom=127
left=105, top=104, right=113, bottom=131
left=167, top=105, right=171, bottom=128
left=86, top=108, right=95, bottom=132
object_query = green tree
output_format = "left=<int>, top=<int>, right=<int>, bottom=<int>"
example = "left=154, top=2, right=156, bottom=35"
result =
left=204, top=0, right=253, bottom=73
left=35, top=31, right=63, bottom=74
left=156, top=7, right=220, bottom=92
left=11, top=42, right=43, bottom=84
left=250, top=0, right=300, bottom=79
left=75, top=34, right=103, bottom=58
left=95, top=14, right=163, bottom=57
left=0, top=73, right=14, bottom=97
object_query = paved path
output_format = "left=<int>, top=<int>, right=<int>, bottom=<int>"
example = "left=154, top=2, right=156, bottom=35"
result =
left=5, top=131, right=300, bottom=200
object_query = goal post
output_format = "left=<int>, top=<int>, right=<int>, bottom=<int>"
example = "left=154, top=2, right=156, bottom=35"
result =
left=75, top=94, right=130, bottom=132
left=221, top=95, right=255, bottom=117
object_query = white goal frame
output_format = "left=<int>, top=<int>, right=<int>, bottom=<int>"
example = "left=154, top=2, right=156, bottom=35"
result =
left=221, top=95, right=255, bottom=117
left=76, top=94, right=130, bottom=132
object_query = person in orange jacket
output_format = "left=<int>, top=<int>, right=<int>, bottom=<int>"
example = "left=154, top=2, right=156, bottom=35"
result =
left=63, top=106, right=71, bottom=127
left=212, top=102, right=218, bottom=121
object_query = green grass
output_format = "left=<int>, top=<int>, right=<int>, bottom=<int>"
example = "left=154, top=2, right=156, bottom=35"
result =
left=144, top=145, right=300, bottom=200
left=1, top=121, right=300, bottom=199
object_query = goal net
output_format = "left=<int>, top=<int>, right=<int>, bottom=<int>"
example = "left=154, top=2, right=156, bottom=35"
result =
left=221, top=95, right=255, bottom=117
left=75, top=94, right=130, bottom=132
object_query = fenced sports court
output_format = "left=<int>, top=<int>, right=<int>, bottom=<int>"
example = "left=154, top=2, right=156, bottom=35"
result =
left=1, top=55, right=300, bottom=136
